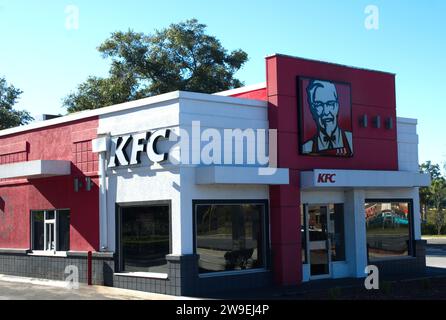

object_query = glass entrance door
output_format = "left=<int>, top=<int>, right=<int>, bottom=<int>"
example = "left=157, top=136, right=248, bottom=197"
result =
left=307, top=205, right=330, bottom=278
left=304, top=204, right=346, bottom=279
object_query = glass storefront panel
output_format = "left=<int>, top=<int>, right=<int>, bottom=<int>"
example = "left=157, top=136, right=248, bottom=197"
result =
left=121, top=205, right=170, bottom=274
left=195, top=202, right=266, bottom=274
left=308, top=205, right=329, bottom=276
left=365, top=201, right=411, bottom=261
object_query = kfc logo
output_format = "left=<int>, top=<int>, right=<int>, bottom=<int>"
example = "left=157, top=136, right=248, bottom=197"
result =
left=108, top=129, right=170, bottom=168
left=299, top=78, right=353, bottom=157
left=317, top=173, right=336, bottom=183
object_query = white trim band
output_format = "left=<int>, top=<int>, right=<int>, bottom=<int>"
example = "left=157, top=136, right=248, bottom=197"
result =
left=195, top=166, right=289, bottom=185
left=0, top=160, right=71, bottom=179
left=301, top=169, right=431, bottom=189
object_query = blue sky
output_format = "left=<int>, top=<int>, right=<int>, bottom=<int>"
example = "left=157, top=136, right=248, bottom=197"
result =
left=0, top=0, right=444, bottom=168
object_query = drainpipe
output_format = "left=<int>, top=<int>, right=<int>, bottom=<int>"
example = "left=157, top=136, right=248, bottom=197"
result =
left=92, top=134, right=110, bottom=251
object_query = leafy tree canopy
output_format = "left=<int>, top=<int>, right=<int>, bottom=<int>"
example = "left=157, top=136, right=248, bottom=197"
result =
left=420, top=161, right=442, bottom=180
left=64, top=19, right=248, bottom=113
left=0, top=77, right=33, bottom=130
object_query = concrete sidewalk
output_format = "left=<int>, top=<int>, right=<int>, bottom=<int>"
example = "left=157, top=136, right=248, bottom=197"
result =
left=0, top=275, right=196, bottom=300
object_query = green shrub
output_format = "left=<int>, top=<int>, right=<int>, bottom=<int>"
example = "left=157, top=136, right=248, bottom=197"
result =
left=421, top=222, right=446, bottom=235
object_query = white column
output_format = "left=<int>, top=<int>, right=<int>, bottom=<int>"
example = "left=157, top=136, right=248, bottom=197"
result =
left=178, top=167, right=194, bottom=255
left=412, top=187, right=421, bottom=240
left=92, top=136, right=109, bottom=251
left=98, top=151, right=108, bottom=251
left=344, top=189, right=367, bottom=277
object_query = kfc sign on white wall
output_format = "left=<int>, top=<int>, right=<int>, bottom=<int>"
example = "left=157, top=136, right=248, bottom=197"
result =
left=317, top=173, right=336, bottom=183
left=108, top=129, right=171, bottom=168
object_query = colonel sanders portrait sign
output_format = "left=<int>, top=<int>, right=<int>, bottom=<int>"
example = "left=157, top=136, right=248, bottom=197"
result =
left=298, top=77, right=353, bottom=157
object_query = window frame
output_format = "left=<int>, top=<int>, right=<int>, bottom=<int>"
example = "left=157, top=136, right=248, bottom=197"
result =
left=30, top=209, right=70, bottom=254
left=115, top=200, right=172, bottom=275
left=192, top=199, right=270, bottom=277
left=301, top=204, right=308, bottom=264
left=365, top=198, right=415, bottom=262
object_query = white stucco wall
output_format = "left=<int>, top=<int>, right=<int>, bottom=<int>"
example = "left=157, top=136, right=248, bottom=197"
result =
left=97, top=97, right=180, bottom=252
left=177, top=93, right=270, bottom=254
left=397, top=117, right=419, bottom=172
left=395, top=118, right=423, bottom=240
left=96, top=92, right=270, bottom=254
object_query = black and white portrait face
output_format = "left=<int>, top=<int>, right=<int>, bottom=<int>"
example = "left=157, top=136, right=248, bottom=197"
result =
left=308, top=80, right=339, bottom=136
left=300, top=77, right=353, bottom=157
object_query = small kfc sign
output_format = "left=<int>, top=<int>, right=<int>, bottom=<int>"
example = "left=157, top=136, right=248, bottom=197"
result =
left=317, top=173, right=336, bottom=183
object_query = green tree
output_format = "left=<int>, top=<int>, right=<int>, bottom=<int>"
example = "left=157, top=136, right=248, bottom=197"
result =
left=419, top=161, right=442, bottom=221
left=64, top=19, right=248, bottom=113
left=430, top=178, right=446, bottom=235
left=0, top=77, right=33, bottom=129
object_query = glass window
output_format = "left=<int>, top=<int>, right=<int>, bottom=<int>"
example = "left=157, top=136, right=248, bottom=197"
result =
left=46, top=210, right=55, bottom=220
left=57, top=210, right=70, bottom=252
left=307, top=205, right=330, bottom=275
left=195, top=202, right=266, bottom=274
left=32, top=211, right=44, bottom=251
left=31, top=210, right=70, bottom=252
left=365, top=201, right=412, bottom=261
left=121, top=205, right=170, bottom=274
left=329, top=204, right=345, bottom=261
left=304, top=203, right=345, bottom=274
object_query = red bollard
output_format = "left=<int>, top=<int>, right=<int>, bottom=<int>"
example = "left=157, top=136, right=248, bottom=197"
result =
left=87, top=251, right=92, bottom=286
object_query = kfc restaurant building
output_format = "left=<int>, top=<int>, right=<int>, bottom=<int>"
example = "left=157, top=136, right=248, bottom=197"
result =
left=0, top=55, right=430, bottom=296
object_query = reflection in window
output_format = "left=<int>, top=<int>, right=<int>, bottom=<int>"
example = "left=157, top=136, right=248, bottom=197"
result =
left=32, top=211, right=45, bottom=251
left=365, top=201, right=411, bottom=261
left=57, top=210, right=70, bottom=251
left=195, top=203, right=266, bottom=274
left=121, top=205, right=170, bottom=274
left=329, top=204, right=345, bottom=261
